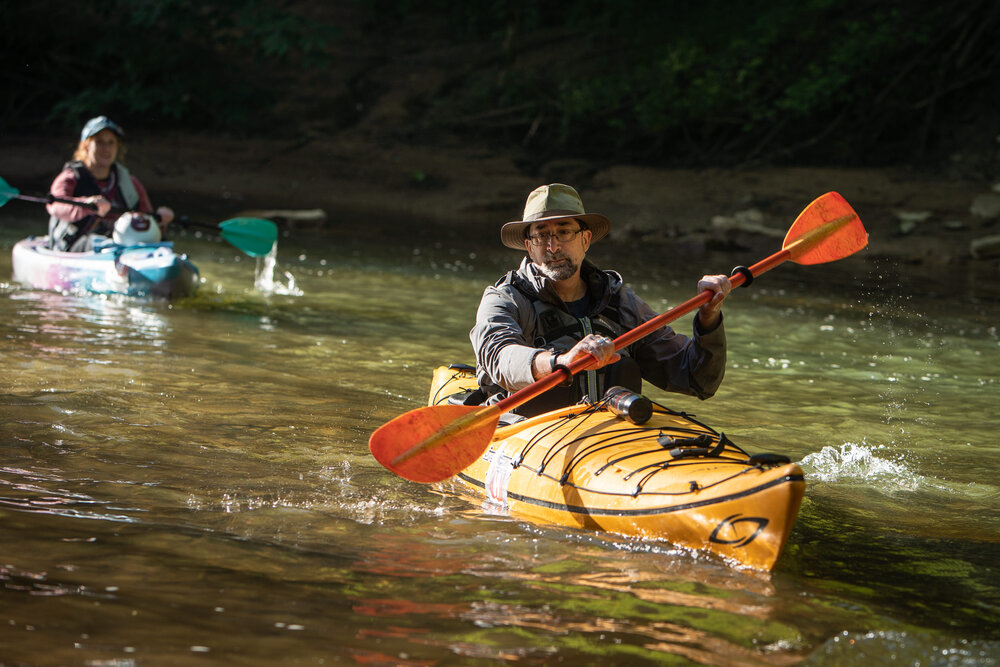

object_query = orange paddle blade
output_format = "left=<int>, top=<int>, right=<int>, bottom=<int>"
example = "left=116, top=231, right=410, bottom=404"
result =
left=783, top=192, right=868, bottom=265
left=368, top=404, right=501, bottom=483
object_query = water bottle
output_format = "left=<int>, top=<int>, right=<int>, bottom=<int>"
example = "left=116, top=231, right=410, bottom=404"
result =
left=603, top=386, right=652, bottom=425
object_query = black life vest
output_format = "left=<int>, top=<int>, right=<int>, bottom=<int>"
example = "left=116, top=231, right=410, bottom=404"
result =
left=497, top=268, right=643, bottom=417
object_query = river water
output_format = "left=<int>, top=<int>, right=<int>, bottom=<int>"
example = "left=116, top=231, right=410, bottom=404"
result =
left=1, top=206, right=998, bottom=665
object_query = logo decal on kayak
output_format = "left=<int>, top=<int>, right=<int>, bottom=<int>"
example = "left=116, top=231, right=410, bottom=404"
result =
left=709, top=514, right=769, bottom=548
left=484, top=449, right=514, bottom=509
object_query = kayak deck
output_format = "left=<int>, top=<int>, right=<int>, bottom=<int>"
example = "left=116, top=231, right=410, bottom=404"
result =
left=430, top=365, right=804, bottom=570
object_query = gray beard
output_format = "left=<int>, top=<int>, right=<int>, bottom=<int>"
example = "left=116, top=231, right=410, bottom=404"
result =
left=536, top=255, right=579, bottom=282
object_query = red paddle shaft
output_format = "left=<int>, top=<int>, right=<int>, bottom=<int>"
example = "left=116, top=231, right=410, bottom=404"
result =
left=485, top=225, right=828, bottom=417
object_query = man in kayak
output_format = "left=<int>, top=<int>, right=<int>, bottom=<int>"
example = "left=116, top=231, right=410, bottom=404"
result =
left=471, top=183, right=731, bottom=417
left=46, top=116, right=175, bottom=251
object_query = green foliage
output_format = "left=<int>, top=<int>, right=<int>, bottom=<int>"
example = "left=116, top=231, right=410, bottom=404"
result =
left=0, top=0, right=339, bottom=134
left=3, top=0, right=997, bottom=167
left=388, top=0, right=1000, bottom=166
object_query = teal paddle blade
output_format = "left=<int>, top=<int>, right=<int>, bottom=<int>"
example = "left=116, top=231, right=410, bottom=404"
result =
left=217, top=217, right=278, bottom=257
left=0, top=176, right=20, bottom=206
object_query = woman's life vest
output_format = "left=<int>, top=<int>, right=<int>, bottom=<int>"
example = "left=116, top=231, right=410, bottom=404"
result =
left=48, top=161, right=140, bottom=251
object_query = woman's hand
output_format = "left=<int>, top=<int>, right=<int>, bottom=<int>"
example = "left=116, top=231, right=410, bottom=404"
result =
left=155, top=206, right=175, bottom=225
left=85, top=195, right=111, bottom=217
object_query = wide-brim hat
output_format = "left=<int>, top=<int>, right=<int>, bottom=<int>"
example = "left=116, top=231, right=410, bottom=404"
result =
left=81, top=116, right=124, bottom=141
left=501, top=183, right=611, bottom=250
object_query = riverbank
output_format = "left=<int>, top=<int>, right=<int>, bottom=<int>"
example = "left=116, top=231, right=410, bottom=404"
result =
left=3, top=131, right=999, bottom=269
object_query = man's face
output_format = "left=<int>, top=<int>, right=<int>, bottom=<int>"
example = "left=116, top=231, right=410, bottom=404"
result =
left=524, top=218, right=591, bottom=282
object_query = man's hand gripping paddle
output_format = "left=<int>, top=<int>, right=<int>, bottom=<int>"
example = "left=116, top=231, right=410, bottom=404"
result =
left=369, top=191, right=868, bottom=483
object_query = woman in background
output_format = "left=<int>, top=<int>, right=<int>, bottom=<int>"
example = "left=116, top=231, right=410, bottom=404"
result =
left=46, top=116, right=174, bottom=251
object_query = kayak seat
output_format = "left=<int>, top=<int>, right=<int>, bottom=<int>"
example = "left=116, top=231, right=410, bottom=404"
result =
left=445, top=387, right=523, bottom=427
left=446, top=388, right=486, bottom=406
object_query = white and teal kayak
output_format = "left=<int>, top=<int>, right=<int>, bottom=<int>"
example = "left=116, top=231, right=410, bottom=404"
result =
left=11, top=236, right=200, bottom=299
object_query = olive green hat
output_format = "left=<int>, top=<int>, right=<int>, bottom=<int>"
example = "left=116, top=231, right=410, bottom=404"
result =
left=500, top=183, right=611, bottom=250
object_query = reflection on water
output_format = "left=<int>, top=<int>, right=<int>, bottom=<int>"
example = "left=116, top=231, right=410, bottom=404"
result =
left=1, top=215, right=999, bottom=664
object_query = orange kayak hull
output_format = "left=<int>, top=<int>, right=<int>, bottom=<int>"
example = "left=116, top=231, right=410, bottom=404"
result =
left=430, top=365, right=804, bottom=571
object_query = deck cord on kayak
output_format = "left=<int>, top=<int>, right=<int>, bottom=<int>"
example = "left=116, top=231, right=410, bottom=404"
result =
left=519, top=451, right=769, bottom=500
left=530, top=400, right=653, bottom=474
left=526, top=397, right=729, bottom=477
left=506, top=398, right=764, bottom=498
left=532, top=407, right=599, bottom=473
left=432, top=369, right=785, bottom=497
left=431, top=365, right=478, bottom=406
left=570, top=428, right=668, bottom=476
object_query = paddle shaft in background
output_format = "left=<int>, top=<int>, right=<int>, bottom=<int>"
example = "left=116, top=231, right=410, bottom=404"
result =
left=10, top=192, right=88, bottom=207
left=0, top=176, right=114, bottom=210
left=0, top=176, right=278, bottom=257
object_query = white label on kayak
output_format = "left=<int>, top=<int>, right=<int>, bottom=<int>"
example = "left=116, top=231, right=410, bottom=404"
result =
left=484, top=448, right=514, bottom=508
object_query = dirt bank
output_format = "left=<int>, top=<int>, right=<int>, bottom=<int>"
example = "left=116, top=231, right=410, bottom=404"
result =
left=3, top=131, right=999, bottom=270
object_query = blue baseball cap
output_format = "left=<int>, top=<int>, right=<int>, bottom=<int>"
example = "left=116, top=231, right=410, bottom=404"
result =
left=80, top=116, right=124, bottom=141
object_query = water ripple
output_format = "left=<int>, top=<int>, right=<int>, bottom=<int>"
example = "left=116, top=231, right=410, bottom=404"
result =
left=0, top=467, right=142, bottom=523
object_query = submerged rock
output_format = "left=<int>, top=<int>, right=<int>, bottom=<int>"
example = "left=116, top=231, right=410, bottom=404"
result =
left=709, top=208, right=785, bottom=238
left=971, top=194, right=1000, bottom=219
left=894, top=211, right=932, bottom=223
left=970, top=235, right=1000, bottom=260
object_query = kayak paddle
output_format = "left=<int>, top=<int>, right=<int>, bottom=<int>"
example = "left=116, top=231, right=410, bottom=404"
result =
left=369, top=191, right=868, bottom=483
left=0, top=175, right=277, bottom=257
left=0, top=175, right=95, bottom=209
left=174, top=216, right=278, bottom=257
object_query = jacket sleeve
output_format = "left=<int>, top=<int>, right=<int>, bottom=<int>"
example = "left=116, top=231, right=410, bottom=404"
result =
left=46, top=169, right=88, bottom=223
left=470, top=285, right=543, bottom=393
left=623, top=287, right=727, bottom=399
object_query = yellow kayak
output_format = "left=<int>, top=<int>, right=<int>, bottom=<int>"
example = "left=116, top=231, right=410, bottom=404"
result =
left=429, top=364, right=804, bottom=571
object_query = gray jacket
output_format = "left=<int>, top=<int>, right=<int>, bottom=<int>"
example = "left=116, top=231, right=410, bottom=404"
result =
left=470, top=257, right=727, bottom=409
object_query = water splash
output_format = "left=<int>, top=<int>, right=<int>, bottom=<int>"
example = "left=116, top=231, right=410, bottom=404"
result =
left=800, top=442, right=927, bottom=492
left=254, top=243, right=303, bottom=296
